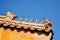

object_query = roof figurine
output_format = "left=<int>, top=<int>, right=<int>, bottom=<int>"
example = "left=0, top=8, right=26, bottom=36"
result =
left=44, top=19, right=52, bottom=32
left=30, top=19, right=33, bottom=23
left=0, top=11, right=17, bottom=26
left=40, top=20, right=45, bottom=24
left=19, top=17, right=23, bottom=21
left=6, top=11, right=17, bottom=20
left=45, top=19, right=52, bottom=26
left=25, top=18, right=28, bottom=22
left=35, top=19, right=38, bottom=24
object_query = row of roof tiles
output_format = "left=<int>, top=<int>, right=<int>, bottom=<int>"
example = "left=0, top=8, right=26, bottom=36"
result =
left=0, top=18, right=52, bottom=32
left=0, top=12, right=53, bottom=32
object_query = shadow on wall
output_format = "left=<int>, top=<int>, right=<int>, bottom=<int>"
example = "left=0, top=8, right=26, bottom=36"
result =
left=0, top=24, right=54, bottom=40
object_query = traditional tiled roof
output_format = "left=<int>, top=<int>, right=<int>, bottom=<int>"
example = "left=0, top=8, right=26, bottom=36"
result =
left=0, top=11, right=53, bottom=32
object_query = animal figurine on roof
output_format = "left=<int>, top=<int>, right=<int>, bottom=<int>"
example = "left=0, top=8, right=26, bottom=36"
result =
left=44, top=19, right=52, bottom=32
left=6, top=11, right=17, bottom=20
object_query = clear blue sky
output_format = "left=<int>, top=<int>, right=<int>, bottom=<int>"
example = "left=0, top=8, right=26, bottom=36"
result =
left=0, top=0, right=60, bottom=40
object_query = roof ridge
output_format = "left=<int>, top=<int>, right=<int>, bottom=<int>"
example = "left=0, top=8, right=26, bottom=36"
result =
left=0, top=11, right=53, bottom=32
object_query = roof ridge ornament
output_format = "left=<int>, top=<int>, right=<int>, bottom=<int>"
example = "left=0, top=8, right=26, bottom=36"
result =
left=25, top=18, right=28, bottom=22
left=45, top=19, right=52, bottom=26
left=6, top=11, right=17, bottom=20
left=30, top=19, right=33, bottom=23
left=19, top=17, right=23, bottom=21
left=36, top=19, right=38, bottom=24
left=40, top=20, right=45, bottom=24
left=44, top=19, right=52, bottom=32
